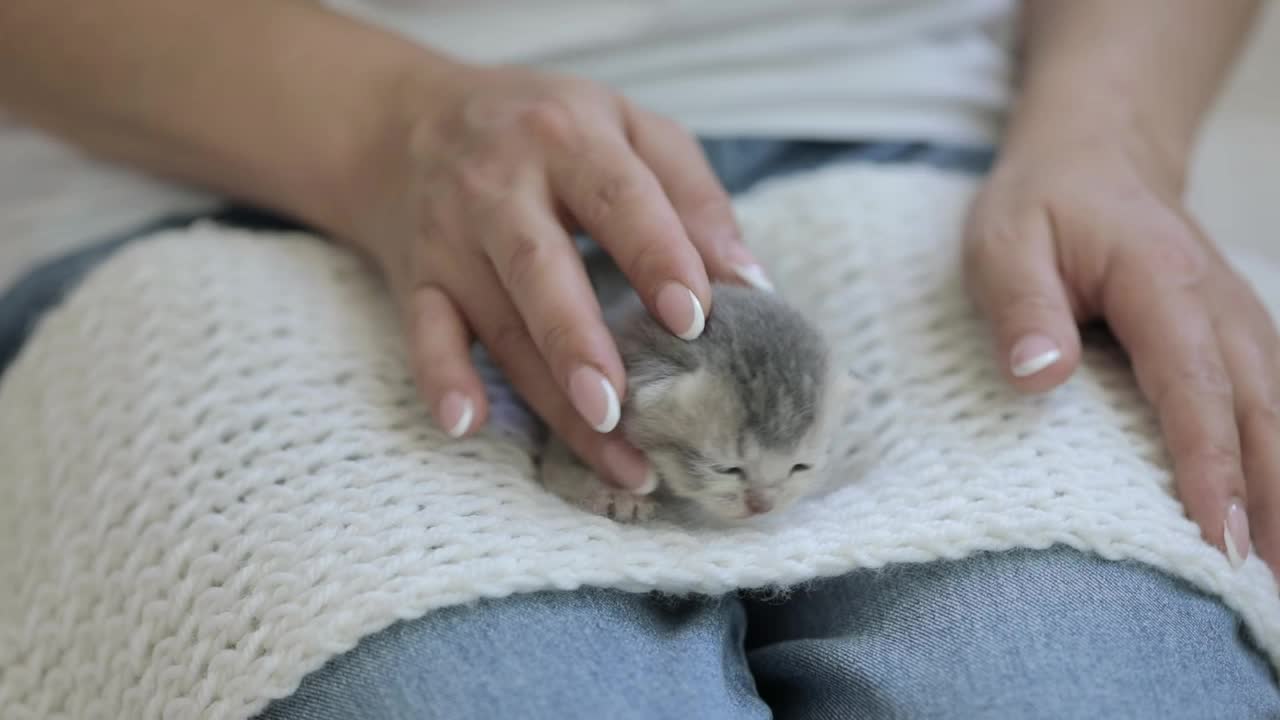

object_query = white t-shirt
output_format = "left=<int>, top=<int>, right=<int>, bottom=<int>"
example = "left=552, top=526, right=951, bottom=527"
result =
left=329, top=0, right=1016, bottom=142
left=0, top=0, right=1016, bottom=290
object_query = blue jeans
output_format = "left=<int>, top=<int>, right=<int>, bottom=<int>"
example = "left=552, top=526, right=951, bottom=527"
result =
left=2, top=141, right=1276, bottom=718
left=258, top=548, right=1278, bottom=720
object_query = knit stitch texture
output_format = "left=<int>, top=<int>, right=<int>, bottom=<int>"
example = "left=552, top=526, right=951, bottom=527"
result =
left=1, top=165, right=1277, bottom=719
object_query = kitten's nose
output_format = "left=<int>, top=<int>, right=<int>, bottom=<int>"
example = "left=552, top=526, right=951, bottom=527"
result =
left=745, top=491, right=773, bottom=515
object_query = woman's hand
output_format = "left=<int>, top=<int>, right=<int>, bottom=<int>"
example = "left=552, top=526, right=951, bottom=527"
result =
left=965, top=129, right=1279, bottom=574
left=340, top=62, right=767, bottom=491
left=0, top=0, right=765, bottom=491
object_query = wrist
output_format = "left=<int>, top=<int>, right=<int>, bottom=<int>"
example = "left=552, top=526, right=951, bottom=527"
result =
left=1001, top=0, right=1257, bottom=199
left=999, top=76, right=1191, bottom=197
left=239, top=18, right=461, bottom=254
left=323, top=53, right=472, bottom=268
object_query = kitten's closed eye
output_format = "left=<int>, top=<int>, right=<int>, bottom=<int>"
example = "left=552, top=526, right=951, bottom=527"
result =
left=713, top=464, right=811, bottom=477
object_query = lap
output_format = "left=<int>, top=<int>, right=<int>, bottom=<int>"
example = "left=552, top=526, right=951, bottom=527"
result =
left=258, top=546, right=1279, bottom=720
left=9, top=140, right=1271, bottom=716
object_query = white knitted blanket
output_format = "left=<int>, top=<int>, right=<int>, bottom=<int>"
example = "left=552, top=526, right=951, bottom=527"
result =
left=1, top=165, right=1277, bottom=719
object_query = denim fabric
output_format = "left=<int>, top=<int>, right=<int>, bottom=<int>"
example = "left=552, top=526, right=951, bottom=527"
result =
left=743, top=547, right=1278, bottom=719
left=257, top=547, right=1279, bottom=720
left=260, top=589, right=770, bottom=720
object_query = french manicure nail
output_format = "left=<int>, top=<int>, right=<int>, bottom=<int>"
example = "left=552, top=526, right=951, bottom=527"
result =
left=1010, top=334, right=1062, bottom=378
left=721, top=242, right=773, bottom=292
left=569, top=365, right=620, bottom=433
left=656, top=282, right=705, bottom=340
left=600, top=439, right=653, bottom=492
left=437, top=391, right=474, bottom=438
left=1224, top=500, right=1251, bottom=569
left=733, top=264, right=775, bottom=292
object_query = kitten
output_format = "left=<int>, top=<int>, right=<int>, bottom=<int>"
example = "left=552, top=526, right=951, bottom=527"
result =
left=539, top=267, right=849, bottom=526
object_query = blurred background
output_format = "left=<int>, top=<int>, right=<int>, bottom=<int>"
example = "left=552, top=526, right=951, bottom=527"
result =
left=1188, top=2, right=1279, bottom=264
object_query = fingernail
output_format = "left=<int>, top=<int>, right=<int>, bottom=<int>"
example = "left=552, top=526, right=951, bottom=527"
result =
left=437, top=391, right=474, bottom=438
left=733, top=264, right=775, bottom=292
left=1010, top=334, right=1061, bottom=378
left=569, top=365, right=620, bottom=433
left=721, top=242, right=774, bottom=292
left=600, top=438, right=653, bottom=492
left=1224, top=499, right=1251, bottom=569
left=656, top=283, right=705, bottom=341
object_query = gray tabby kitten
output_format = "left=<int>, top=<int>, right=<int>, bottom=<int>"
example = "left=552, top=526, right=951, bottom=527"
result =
left=540, top=254, right=849, bottom=526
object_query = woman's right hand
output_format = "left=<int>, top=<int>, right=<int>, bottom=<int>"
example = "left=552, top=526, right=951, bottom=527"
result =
left=340, top=61, right=769, bottom=491
left=0, top=2, right=763, bottom=490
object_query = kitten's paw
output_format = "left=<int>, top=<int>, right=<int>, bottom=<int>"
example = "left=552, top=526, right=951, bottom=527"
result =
left=540, top=438, right=657, bottom=523
left=584, top=486, right=657, bottom=523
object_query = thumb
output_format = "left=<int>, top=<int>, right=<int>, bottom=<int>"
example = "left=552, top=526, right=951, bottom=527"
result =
left=964, top=212, right=1082, bottom=393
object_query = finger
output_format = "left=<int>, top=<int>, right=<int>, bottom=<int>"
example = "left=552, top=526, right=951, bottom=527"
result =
left=964, top=210, right=1081, bottom=392
left=450, top=262, right=655, bottom=493
left=626, top=106, right=772, bottom=292
left=550, top=131, right=712, bottom=342
left=479, top=188, right=628, bottom=435
left=1102, top=242, right=1247, bottom=566
left=404, top=283, right=487, bottom=439
left=1220, top=308, right=1280, bottom=571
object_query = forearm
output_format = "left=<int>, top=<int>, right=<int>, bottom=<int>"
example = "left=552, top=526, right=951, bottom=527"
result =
left=0, top=0, right=447, bottom=238
left=1007, top=0, right=1260, bottom=185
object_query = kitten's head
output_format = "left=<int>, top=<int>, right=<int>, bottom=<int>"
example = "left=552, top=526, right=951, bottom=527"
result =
left=617, top=284, right=851, bottom=525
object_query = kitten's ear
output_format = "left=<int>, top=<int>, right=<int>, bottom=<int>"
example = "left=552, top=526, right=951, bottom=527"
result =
left=668, top=369, right=713, bottom=413
left=629, top=366, right=711, bottom=417
left=631, top=369, right=710, bottom=418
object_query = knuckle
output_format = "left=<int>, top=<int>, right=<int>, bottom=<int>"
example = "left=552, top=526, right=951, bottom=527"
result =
left=1184, top=351, right=1234, bottom=396
left=412, top=345, right=455, bottom=390
left=683, top=190, right=734, bottom=224
left=519, top=97, right=582, bottom=150
left=969, top=211, right=1024, bottom=252
left=487, top=319, right=530, bottom=359
left=1231, top=284, right=1279, bottom=335
left=538, top=320, right=576, bottom=366
left=1242, top=399, right=1280, bottom=435
left=1127, top=233, right=1208, bottom=286
left=996, top=293, right=1069, bottom=327
left=583, top=171, right=642, bottom=226
left=414, top=204, right=451, bottom=246
left=622, top=235, right=665, bottom=284
left=963, top=214, right=1027, bottom=276
left=1193, top=439, right=1244, bottom=480
left=498, top=231, right=543, bottom=293
left=562, top=75, right=610, bottom=102
left=644, top=109, right=692, bottom=139
left=1157, top=359, right=1233, bottom=408
left=452, top=160, right=510, bottom=205
left=406, top=284, right=446, bottom=323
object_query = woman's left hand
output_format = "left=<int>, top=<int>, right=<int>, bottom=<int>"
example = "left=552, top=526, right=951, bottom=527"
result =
left=964, top=128, right=1279, bottom=575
